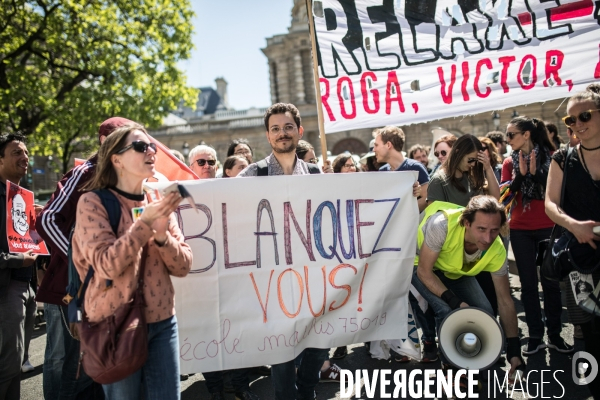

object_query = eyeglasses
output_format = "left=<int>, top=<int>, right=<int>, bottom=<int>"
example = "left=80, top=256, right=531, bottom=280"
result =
left=562, top=110, right=600, bottom=127
left=434, top=150, right=447, bottom=158
left=234, top=149, right=252, bottom=156
left=343, top=163, right=356, bottom=168
left=505, top=131, right=523, bottom=140
left=269, top=125, right=296, bottom=135
left=117, top=141, right=157, bottom=154
left=467, top=158, right=478, bottom=165
left=194, top=159, right=216, bottom=167
left=308, top=158, right=318, bottom=164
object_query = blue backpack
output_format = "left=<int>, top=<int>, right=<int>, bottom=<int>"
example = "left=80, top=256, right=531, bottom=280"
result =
left=63, top=189, right=121, bottom=323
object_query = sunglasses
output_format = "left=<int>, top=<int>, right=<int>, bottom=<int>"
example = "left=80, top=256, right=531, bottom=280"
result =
left=505, top=131, right=523, bottom=140
left=434, top=150, right=447, bottom=158
left=194, top=158, right=216, bottom=167
left=467, top=158, right=478, bottom=165
left=117, top=141, right=157, bottom=154
left=481, top=146, right=488, bottom=151
left=562, top=110, right=600, bottom=127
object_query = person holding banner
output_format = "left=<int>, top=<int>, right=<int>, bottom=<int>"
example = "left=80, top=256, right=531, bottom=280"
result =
left=412, top=196, right=524, bottom=386
left=72, top=124, right=192, bottom=399
left=237, top=103, right=329, bottom=400
left=36, top=116, right=134, bottom=400
left=0, top=133, right=38, bottom=400
left=545, top=84, right=600, bottom=399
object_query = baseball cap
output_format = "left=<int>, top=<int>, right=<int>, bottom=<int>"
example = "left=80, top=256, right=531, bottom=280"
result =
left=98, top=117, right=134, bottom=141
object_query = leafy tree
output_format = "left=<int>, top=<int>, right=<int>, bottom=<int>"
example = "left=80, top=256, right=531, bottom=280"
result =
left=0, top=0, right=198, bottom=173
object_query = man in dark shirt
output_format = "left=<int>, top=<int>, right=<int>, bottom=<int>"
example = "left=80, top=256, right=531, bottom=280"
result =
left=374, top=126, right=429, bottom=212
left=0, top=134, right=38, bottom=400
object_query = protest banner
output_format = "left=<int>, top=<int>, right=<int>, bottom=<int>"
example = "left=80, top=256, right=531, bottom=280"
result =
left=147, top=171, right=418, bottom=373
left=309, top=0, right=600, bottom=133
left=6, top=181, right=49, bottom=255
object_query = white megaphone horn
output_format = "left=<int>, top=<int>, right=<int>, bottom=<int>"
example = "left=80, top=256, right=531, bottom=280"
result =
left=438, top=307, right=504, bottom=370
left=580, top=281, right=600, bottom=317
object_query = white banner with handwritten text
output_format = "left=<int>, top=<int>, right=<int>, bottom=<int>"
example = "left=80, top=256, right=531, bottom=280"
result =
left=156, top=172, right=418, bottom=373
left=313, top=0, right=600, bottom=132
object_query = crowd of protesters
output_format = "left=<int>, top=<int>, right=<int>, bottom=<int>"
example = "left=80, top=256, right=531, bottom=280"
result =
left=1, top=84, right=599, bottom=400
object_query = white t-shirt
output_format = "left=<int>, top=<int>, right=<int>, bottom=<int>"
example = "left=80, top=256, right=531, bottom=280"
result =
left=417, top=212, right=508, bottom=276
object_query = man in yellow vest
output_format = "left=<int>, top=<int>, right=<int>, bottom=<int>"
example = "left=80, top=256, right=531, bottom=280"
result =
left=412, top=195, right=524, bottom=377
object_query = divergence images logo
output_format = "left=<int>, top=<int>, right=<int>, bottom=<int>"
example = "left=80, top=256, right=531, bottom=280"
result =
left=573, top=351, right=598, bottom=385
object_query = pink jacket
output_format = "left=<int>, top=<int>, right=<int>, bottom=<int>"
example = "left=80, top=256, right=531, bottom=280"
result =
left=72, top=189, right=192, bottom=323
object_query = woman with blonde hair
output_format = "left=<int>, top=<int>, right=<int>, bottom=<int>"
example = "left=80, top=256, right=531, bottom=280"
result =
left=431, top=134, right=458, bottom=175
left=73, top=123, right=193, bottom=399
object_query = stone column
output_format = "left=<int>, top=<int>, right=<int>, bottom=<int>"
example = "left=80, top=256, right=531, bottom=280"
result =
left=294, top=53, right=305, bottom=104
left=274, top=58, right=289, bottom=104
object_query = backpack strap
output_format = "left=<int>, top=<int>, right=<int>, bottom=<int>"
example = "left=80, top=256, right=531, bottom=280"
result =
left=257, top=159, right=269, bottom=176
left=307, top=163, right=320, bottom=174
left=94, top=189, right=122, bottom=234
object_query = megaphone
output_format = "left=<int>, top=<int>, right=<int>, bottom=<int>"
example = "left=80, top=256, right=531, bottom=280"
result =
left=580, top=281, right=600, bottom=317
left=438, top=307, right=504, bottom=370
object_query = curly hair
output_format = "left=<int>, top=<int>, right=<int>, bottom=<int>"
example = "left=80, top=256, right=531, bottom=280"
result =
left=332, top=154, right=355, bottom=173
left=264, top=103, right=301, bottom=130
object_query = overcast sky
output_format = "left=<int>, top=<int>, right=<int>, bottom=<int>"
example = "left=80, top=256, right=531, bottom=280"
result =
left=179, top=0, right=296, bottom=110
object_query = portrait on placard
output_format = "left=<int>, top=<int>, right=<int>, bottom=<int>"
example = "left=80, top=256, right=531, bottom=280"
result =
left=6, top=180, right=49, bottom=255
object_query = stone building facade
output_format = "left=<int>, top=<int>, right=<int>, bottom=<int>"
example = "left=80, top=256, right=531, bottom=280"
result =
left=150, top=0, right=569, bottom=164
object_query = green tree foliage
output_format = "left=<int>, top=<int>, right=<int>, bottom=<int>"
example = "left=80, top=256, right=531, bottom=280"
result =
left=0, top=0, right=198, bottom=173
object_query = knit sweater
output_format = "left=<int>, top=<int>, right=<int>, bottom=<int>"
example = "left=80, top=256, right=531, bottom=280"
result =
left=72, top=189, right=192, bottom=323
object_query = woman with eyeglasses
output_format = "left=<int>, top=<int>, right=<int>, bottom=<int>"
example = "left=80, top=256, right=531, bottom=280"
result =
left=479, top=137, right=503, bottom=183
left=427, top=134, right=501, bottom=316
left=332, top=154, right=358, bottom=173
left=296, top=139, right=333, bottom=173
left=545, top=84, right=600, bottom=399
left=501, top=116, right=574, bottom=358
left=430, top=134, right=457, bottom=175
left=73, top=124, right=192, bottom=399
left=226, top=138, right=253, bottom=163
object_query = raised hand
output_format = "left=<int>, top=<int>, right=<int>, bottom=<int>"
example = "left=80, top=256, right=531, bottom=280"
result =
left=529, top=150, right=536, bottom=175
left=518, top=150, right=528, bottom=176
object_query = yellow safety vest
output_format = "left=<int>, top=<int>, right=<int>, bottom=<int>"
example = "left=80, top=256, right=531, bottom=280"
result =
left=415, top=201, right=506, bottom=280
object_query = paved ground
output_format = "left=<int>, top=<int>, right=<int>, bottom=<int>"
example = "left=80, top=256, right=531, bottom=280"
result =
left=20, top=265, right=595, bottom=400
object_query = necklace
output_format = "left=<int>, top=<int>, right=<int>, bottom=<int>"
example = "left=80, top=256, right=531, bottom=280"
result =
left=580, top=142, right=600, bottom=151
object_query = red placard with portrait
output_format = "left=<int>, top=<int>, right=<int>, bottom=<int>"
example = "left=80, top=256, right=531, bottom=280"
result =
left=6, top=181, right=49, bottom=255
